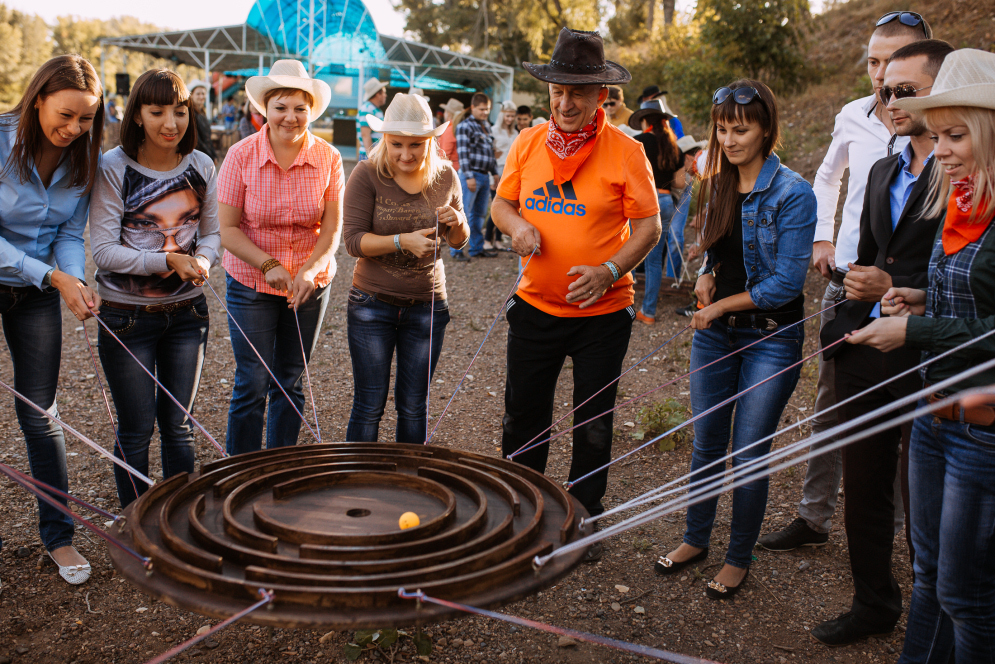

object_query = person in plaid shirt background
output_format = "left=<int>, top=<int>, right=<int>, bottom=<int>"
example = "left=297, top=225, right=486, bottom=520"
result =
left=217, top=60, right=344, bottom=456
left=453, top=92, right=498, bottom=261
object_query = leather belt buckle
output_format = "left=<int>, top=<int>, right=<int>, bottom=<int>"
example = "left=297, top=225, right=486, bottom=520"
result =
left=727, top=315, right=736, bottom=327
left=764, top=318, right=778, bottom=331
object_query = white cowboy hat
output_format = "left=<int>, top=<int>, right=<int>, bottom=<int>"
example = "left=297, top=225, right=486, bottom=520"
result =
left=676, top=134, right=708, bottom=153
left=363, top=76, right=388, bottom=102
left=439, top=98, right=464, bottom=116
left=499, top=100, right=517, bottom=113
left=894, top=49, right=995, bottom=113
left=245, top=60, right=331, bottom=122
left=187, top=79, right=209, bottom=92
left=367, top=93, right=449, bottom=137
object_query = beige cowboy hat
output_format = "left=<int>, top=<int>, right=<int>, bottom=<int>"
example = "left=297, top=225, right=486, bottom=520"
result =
left=186, top=79, right=209, bottom=92
left=367, top=93, right=449, bottom=137
left=363, top=76, right=388, bottom=102
left=676, top=134, right=708, bottom=153
left=439, top=98, right=465, bottom=116
left=245, top=60, right=331, bottom=122
left=894, top=49, right=995, bottom=112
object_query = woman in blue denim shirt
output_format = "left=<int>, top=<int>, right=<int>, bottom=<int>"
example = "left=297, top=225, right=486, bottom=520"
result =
left=0, top=55, right=104, bottom=584
left=654, top=80, right=817, bottom=600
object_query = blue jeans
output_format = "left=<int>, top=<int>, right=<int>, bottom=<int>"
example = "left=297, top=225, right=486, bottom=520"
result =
left=684, top=321, right=803, bottom=568
left=0, top=287, right=74, bottom=552
left=97, top=296, right=209, bottom=507
left=898, top=409, right=995, bottom=663
left=666, top=189, right=690, bottom=279
left=453, top=171, right=489, bottom=257
left=224, top=276, right=329, bottom=455
left=640, top=193, right=678, bottom=317
left=345, top=287, right=450, bottom=443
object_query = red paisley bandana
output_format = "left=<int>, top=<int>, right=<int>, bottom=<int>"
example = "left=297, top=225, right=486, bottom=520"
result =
left=952, top=174, right=975, bottom=213
left=942, top=175, right=992, bottom=255
left=544, top=108, right=606, bottom=184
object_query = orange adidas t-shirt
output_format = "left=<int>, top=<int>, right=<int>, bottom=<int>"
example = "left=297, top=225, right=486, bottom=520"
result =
left=497, top=121, right=659, bottom=317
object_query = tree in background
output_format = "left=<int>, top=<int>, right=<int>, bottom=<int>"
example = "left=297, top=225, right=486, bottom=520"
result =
left=0, top=4, right=52, bottom=108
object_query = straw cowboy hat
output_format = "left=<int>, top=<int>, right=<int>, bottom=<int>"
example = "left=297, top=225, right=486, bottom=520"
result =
left=439, top=98, right=465, bottom=116
left=894, top=49, right=995, bottom=112
left=245, top=60, right=331, bottom=121
left=186, top=79, right=209, bottom=93
left=676, top=134, right=708, bottom=153
left=523, top=27, right=630, bottom=85
left=363, top=76, right=389, bottom=102
left=367, top=93, right=449, bottom=137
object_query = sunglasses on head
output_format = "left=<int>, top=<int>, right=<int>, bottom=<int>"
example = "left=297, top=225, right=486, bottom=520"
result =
left=879, top=83, right=932, bottom=105
left=876, top=11, right=928, bottom=38
left=712, top=86, right=762, bottom=106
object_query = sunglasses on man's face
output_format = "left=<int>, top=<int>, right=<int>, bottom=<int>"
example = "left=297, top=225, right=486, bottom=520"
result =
left=602, top=101, right=617, bottom=108
left=879, top=83, right=932, bottom=105
left=876, top=11, right=928, bottom=38
left=712, top=86, right=761, bottom=106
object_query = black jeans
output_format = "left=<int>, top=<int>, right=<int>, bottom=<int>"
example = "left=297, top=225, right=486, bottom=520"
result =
left=836, top=342, right=919, bottom=629
left=0, top=286, right=75, bottom=552
left=501, top=295, right=634, bottom=516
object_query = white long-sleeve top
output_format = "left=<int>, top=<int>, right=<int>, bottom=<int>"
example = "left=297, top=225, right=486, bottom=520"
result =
left=812, top=94, right=908, bottom=269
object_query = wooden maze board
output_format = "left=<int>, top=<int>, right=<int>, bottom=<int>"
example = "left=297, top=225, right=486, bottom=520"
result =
left=108, top=442, right=591, bottom=629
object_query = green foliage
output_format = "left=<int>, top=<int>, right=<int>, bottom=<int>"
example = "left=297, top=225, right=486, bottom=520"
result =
left=632, top=398, right=691, bottom=452
left=0, top=4, right=52, bottom=109
left=344, top=627, right=431, bottom=660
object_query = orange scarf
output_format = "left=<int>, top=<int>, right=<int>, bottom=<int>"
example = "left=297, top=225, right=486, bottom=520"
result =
left=544, top=108, right=607, bottom=185
left=942, top=175, right=993, bottom=255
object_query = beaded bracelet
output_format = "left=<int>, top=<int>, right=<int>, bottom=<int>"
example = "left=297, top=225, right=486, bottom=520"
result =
left=601, top=260, right=621, bottom=283
left=260, top=258, right=282, bottom=275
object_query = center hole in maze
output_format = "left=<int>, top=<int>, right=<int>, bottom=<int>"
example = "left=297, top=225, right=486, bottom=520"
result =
left=346, top=508, right=372, bottom=518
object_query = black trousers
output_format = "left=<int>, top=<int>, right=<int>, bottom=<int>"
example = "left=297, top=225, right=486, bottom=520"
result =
left=835, top=342, right=919, bottom=628
left=501, top=295, right=634, bottom=516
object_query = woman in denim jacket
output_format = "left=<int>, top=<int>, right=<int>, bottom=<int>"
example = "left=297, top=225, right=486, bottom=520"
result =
left=654, top=80, right=817, bottom=600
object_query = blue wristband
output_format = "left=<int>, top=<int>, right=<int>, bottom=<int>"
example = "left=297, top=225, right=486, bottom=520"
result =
left=601, top=261, right=620, bottom=282
left=394, top=234, right=402, bottom=251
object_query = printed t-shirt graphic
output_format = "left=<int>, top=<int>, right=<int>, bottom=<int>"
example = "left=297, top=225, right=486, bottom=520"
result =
left=497, top=122, right=658, bottom=317
left=97, top=164, right=206, bottom=299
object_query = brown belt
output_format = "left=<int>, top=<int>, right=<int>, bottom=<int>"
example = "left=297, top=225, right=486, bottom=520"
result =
left=657, top=188, right=671, bottom=195
left=374, top=292, right=429, bottom=308
left=927, top=391, right=995, bottom=427
left=101, top=296, right=200, bottom=314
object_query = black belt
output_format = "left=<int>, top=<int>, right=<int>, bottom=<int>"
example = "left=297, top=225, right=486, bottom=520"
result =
left=374, top=292, right=430, bottom=307
left=719, top=310, right=803, bottom=331
left=101, top=296, right=200, bottom=313
left=0, top=284, right=37, bottom=294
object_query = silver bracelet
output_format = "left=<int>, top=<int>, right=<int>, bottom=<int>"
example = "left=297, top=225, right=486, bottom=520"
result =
left=394, top=234, right=402, bottom=251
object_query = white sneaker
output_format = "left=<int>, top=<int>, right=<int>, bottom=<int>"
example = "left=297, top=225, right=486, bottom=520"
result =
left=483, top=241, right=494, bottom=251
left=48, top=549, right=91, bottom=585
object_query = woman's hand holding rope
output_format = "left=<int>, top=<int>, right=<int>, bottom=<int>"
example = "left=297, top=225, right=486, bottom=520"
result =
left=165, top=253, right=209, bottom=285
left=55, top=272, right=100, bottom=320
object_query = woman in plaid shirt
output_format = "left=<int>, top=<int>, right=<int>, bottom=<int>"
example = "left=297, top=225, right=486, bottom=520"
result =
left=217, top=61, right=344, bottom=455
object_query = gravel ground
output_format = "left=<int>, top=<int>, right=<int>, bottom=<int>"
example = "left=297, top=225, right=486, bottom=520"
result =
left=0, top=168, right=913, bottom=664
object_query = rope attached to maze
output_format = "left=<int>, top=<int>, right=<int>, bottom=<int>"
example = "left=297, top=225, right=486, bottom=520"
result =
left=426, top=209, right=440, bottom=443
left=293, top=306, right=322, bottom=444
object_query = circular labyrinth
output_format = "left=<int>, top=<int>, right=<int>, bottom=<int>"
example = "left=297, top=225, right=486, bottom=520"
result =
left=108, top=442, right=591, bottom=629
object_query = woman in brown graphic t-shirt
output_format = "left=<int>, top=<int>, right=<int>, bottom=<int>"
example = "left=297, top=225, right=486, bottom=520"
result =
left=342, top=94, right=468, bottom=443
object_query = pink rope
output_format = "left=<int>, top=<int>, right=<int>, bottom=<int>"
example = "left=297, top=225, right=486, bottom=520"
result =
left=81, top=322, right=139, bottom=498
left=89, top=308, right=226, bottom=457
left=398, top=589, right=723, bottom=663
left=293, top=307, right=322, bottom=444
left=425, top=210, right=440, bottom=443
left=144, top=589, right=274, bottom=664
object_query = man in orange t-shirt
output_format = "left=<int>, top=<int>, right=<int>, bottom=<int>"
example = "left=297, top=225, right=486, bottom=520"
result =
left=493, top=28, right=661, bottom=560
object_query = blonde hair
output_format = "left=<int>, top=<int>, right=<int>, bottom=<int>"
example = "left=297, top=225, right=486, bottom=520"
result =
left=367, top=132, right=451, bottom=202
left=924, top=105, right=995, bottom=224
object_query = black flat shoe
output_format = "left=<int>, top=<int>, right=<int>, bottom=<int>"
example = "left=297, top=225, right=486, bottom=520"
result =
left=654, top=547, right=708, bottom=576
left=705, top=568, right=749, bottom=600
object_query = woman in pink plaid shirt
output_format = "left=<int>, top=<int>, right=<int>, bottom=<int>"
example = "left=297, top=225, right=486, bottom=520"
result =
left=217, top=60, right=343, bottom=455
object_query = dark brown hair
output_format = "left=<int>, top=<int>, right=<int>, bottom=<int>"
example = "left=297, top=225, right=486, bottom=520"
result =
left=0, top=54, right=104, bottom=194
left=261, top=87, right=315, bottom=116
left=606, top=85, right=623, bottom=101
left=120, top=69, right=196, bottom=160
left=470, top=92, right=491, bottom=108
left=888, top=38, right=954, bottom=80
left=646, top=115, right=682, bottom=182
left=696, top=79, right=780, bottom=252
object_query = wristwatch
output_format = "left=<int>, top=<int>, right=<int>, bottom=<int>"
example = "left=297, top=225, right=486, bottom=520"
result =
left=42, top=268, right=55, bottom=288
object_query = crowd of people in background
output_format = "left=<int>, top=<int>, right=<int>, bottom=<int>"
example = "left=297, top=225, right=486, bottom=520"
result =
left=1, top=13, right=994, bottom=662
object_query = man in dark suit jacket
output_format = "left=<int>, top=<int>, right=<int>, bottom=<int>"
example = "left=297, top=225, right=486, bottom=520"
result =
left=812, top=39, right=954, bottom=647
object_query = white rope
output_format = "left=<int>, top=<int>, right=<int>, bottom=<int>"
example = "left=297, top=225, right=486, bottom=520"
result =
left=536, top=355, right=995, bottom=566
left=590, top=327, right=995, bottom=523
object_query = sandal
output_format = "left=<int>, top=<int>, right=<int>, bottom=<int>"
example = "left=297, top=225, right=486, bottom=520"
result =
left=653, top=547, right=708, bottom=576
left=48, top=549, right=91, bottom=585
left=705, top=568, right=749, bottom=600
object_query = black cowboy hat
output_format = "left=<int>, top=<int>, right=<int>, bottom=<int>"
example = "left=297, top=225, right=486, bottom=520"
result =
left=523, top=28, right=631, bottom=86
left=639, top=85, right=668, bottom=101
left=627, top=98, right=679, bottom=130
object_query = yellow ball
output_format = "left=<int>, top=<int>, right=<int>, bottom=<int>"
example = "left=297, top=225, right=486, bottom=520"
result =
left=398, top=512, right=420, bottom=530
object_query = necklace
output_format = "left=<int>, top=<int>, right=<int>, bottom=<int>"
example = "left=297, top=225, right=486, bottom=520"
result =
left=139, top=142, right=181, bottom=171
